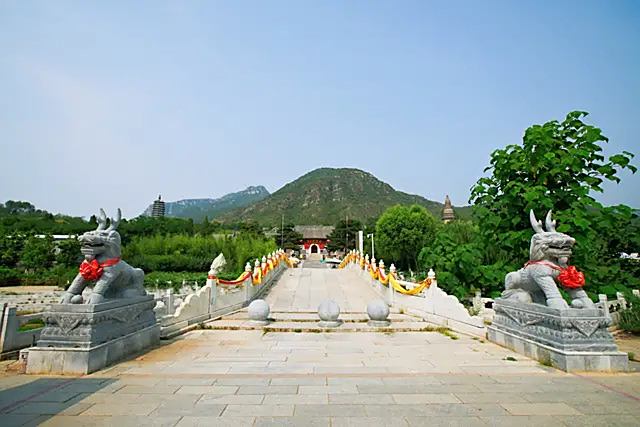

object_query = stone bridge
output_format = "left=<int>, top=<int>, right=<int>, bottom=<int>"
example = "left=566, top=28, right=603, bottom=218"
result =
left=1, top=251, right=639, bottom=426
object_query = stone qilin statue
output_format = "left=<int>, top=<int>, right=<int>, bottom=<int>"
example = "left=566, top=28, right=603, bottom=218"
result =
left=60, top=208, right=146, bottom=304
left=502, top=210, right=594, bottom=310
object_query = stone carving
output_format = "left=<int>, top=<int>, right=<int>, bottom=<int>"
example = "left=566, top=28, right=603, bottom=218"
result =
left=318, top=299, right=342, bottom=327
left=502, top=210, right=594, bottom=309
left=37, top=296, right=157, bottom=349
left=209, top=253, right=227, bottom=276
left=367, top=299, right=390, bottom=327
left=60, top=209, right=146, bottom=305
left=491, top=299, right=616, bottom=352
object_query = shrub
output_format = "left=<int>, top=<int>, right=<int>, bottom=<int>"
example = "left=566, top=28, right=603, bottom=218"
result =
left=619, top=294, right=640, bottom=335
left=0, top=266, right=22, bottom=286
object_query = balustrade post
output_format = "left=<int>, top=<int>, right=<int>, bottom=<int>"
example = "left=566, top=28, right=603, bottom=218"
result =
left=598, top=294, right=610, bottom=319
left=616, top=292, right=627, bottom=310
left=388, top=263, right=396, bottom=306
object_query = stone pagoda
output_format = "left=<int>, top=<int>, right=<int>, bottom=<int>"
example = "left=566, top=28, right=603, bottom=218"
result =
left=442, top=195, right=455, bottom=223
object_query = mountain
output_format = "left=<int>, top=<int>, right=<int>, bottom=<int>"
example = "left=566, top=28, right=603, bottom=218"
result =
left=143, top=186, right=270, bottom=222
left=219, top=168, right=470, bottom=225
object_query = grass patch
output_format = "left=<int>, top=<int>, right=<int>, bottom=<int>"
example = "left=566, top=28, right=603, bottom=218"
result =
left=628, top=352, right=636, bottom=361
left=503, top=356, right=517, bottom=362
left=18, top=318, right=45, bottom=332
left=483, top=319, right=492, bottom=325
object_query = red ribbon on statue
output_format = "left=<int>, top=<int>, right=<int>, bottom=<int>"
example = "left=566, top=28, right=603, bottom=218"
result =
left=524, top=260, right=585, bottom=289
left=79, top=258, right=120, bottom=281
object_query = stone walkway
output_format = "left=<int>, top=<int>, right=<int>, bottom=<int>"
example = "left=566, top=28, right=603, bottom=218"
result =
left=265, top=264, right=381, bottom=312
left=1, top=329, right=639, bottom=426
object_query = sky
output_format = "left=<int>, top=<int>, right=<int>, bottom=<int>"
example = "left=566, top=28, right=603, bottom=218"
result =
left=1, top=1, right=639, bottom=219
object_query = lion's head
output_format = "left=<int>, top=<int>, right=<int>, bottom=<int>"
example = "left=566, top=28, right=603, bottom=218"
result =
left=79, top=208, right=122, bottom=261
left=529, top=210, right=575, bottom=266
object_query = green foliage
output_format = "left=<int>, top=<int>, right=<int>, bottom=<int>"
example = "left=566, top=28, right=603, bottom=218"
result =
left=17, top=318, right=45, bottom=332
left=468, top=111, right=638, bottom=297
left=219, top=168, right=468, bottom=226
left=418, top=220, right=506, bottom=299
left=327, top=219, right=363, bottom=252
left=55, top=238, right=82, bottom=267
left=376, top=204, right=439, bottom=271
left=20, top=235, right=55, bottom=272
left=0, top=234, right=25, bottom=268
left=124, top=233, right=276, bottom=278
left=619, top=295, right=640, bottom=335
left=0, top=266, right=21, bottom=286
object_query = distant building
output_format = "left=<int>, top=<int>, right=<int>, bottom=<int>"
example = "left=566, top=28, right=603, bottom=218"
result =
left=442, top=195, right=455, bottom=223
left=151, top=195, right=165, bottom=218
left=294, top=225, right=334, bottom=255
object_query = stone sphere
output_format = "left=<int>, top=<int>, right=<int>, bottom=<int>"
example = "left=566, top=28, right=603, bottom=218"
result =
left=248, top=299, right=270, bottom=322
left=318, top=300, right=341, bottom=321
left=367, top=299, right=390, bottom=321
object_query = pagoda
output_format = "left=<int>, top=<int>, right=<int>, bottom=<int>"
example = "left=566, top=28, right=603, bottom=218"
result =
left=151, top=195, right=165, bottom=218
left=442, top=195, right=455, bottom=223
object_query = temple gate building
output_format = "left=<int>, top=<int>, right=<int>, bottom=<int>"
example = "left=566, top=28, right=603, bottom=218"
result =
left=294, top=225, right=334, bottom=255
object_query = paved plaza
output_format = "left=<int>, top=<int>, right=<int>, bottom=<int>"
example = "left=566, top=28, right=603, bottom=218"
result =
left=1, top=266, right=639, bottom=426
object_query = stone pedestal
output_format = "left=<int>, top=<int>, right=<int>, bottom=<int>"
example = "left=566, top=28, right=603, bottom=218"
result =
left=26, top=296, right=159, bottom=375
left=487, top=298, right=628, bottom=372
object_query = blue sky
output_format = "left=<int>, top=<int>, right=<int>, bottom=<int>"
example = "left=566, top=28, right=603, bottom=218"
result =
left=1, top=1, right=639, bottom=218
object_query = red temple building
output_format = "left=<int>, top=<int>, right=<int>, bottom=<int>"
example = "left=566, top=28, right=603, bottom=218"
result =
left=294, top=225, right=334, bottom=255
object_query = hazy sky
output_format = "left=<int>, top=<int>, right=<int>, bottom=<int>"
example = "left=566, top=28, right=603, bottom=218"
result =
left=1, top=1, right=639, bottom=218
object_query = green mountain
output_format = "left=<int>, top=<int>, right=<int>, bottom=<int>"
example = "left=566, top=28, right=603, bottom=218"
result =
left=143, top=186, right=270, bottom=222
left=220, top=168, right=470, bottom=225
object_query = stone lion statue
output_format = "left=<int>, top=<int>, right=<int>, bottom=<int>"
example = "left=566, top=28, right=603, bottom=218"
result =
left=502, top=210, right=594, bottom=310
left=60, top=208, right=146, bottom=305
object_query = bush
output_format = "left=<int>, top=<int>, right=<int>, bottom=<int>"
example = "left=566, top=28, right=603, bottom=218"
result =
left=0, top=266, right=22, bottom=286
left=619, top=295, right=640, bottom=335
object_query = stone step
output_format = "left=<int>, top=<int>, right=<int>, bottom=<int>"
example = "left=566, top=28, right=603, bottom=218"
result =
left=221, top=311, right=421, bottom=323
left=203, top=318, right=439, bottom=333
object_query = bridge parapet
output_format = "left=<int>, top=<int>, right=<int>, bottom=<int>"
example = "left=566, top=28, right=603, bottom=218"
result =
left=341, top=249, right=486, bottom=337
left=159, top=249, right=290, bottom=338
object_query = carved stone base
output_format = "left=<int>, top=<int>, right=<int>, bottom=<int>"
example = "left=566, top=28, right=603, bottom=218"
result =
left=26, top=324, right=159, bottom=375
left=26, top=296, right=159, bottom=374
left=488, top=298, right=628, bottom=372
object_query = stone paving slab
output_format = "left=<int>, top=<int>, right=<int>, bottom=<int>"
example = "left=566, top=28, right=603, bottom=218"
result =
left=1, top=321, right=640, bottom=425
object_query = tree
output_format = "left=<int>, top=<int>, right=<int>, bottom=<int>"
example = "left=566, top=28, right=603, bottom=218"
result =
left=470, top=111, right=638, bottom=297
left=418, top=220, right=506, bottom=298
left=375, top=205, right=439, bottom=271
left=275, top=223, right=303, bottom=251
left=55, top=238, right=82, bottom=267
left=327, top=219, right=363, bottom=252
left=20, top=235, right=55, bottom=272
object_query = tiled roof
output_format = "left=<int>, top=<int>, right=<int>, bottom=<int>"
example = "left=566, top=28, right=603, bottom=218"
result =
left=294, top=225, right=334, bottom=239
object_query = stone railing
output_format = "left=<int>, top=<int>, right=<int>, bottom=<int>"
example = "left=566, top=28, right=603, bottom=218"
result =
left=159, top=250, right=289, bottom=338
left=344, top=250, right=486, bottom=337
left=0, top=304, right=44, bottom=359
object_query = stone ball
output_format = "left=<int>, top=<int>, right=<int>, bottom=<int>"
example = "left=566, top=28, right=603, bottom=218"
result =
left=248, top=299, right=270, bottom=321
left=70, top=294, right=83, bottom=304
left=367, top=299, right=390, bottom=321
left=318, top=300, right=340, bottom=321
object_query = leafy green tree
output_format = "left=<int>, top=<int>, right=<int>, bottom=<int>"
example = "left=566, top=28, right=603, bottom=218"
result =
left=20, top=235, right=55, bottom=272
left=418, top=220, right=506, bottom=298
left=376, top=205, right=439, bottom=271
left=470, top=111, right=638, bottom=297
left=275, top=223, right=303, bottom=251
left=327, top=219, right=363, bottom=252
left=0, top=234, right=25, bottom=268
left=55, top=238, right=82, bottom=267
